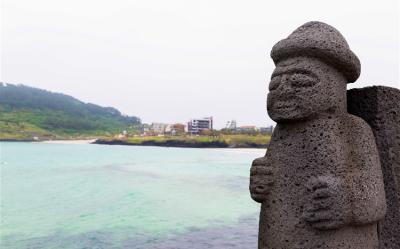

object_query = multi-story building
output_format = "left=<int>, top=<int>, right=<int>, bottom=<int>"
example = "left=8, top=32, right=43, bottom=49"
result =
left=150, top=123, right=168, bottom=134
left=171, top=123, right=186, bottom=135
left=225, top=120, right=237, bottom=130
left=188, top=117, right=213, bottom=134
left=165, top=123, right=186, bottom=135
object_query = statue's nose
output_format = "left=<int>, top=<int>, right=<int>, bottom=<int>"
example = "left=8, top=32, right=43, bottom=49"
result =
left=276, top=74, right=291, bottom=91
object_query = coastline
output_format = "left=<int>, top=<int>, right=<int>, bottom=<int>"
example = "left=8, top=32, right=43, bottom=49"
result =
left=41, top=139, right=96, bottom=144
left=93, top=138, right=269, bottom=149
left=0, top=139, right=36, bottom=142
left=0, top=139, right=96, bottom=144
left=1, top=135, right=270, bottom=149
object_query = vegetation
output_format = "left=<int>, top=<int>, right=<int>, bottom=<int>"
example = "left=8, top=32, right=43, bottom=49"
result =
left=0, top=82, right=271, bottom=148
left=95, top=134, right=271, bottom=148
left=0, top=83, right=141, bottom=140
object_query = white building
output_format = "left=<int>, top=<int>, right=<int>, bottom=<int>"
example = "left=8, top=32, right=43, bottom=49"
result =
left=225, top=120, right=237, bottom=130
left=188, top=117, right=213, bottom=134
left=151, top=123, right=168, bottom=134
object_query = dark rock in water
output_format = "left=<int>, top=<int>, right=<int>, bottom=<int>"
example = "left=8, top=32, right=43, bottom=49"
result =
left=93, top=139, right=229, bottom=148
left=3, top=215, right=259, bottom=249
left=93, top=139, right=269, bottom=148
left=250, top=21, right=389, bottom=249
left=348, top=86, right=400, bottom=249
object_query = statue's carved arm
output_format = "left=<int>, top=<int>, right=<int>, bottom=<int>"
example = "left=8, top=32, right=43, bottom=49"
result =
left=249, top=156, right=275, bottom=203
left=347, top=119, right=387, bottom=226
left=302, top=175, right=353, bottom=230
left=302, top=118, right=387, bottom=230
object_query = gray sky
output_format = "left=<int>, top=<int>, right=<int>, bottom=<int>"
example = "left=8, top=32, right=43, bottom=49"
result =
left=1, top=0, right=399, bottom=128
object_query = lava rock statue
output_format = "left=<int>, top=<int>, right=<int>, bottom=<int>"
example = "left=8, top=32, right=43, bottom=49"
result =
left=250, top=21, right=388, bottom=249
left=348, top=86, right=400, bottom=249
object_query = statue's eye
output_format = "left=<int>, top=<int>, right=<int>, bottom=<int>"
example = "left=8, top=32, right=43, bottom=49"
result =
left=289, top=73, right=318, bottom=88
left=269, top=75, right=281, bottom=91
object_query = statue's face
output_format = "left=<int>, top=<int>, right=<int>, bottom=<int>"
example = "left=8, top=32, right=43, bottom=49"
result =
left=267, top=57, right=346, bottom=122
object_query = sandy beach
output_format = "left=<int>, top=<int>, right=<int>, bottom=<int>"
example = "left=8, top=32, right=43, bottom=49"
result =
left=40, top=139, right=96, bottom=144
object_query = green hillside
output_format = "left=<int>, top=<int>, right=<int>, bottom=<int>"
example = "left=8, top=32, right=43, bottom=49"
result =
left=0, top=83, right=141, bottom=140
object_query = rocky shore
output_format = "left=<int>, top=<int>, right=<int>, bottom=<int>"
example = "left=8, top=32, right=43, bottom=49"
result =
left=93, top=138, right=269, bottom=148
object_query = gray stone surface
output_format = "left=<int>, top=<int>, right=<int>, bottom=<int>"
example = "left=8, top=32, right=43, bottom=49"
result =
left=250, top=21, right=387, bottom=249
left=271, top=21, right=360, bottom=83
left=348, top=86, right=400, bottom=249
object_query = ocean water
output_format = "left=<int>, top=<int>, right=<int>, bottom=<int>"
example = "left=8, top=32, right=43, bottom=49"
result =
left=0, top=142, right=264, bottom=249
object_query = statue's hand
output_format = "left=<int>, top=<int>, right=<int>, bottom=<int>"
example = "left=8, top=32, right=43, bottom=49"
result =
left=303, top=176, right=351, bottom=230
left=250, top=157, right=274, bottom=203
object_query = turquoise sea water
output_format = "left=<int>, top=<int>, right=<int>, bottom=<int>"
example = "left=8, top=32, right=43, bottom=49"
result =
left=0, top=142, right=263, bottom=249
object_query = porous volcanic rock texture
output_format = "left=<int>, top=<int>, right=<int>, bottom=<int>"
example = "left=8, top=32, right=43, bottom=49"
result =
left=250, top=21, right=388, bottom=249
left=348, top=86, right=400, bottom=249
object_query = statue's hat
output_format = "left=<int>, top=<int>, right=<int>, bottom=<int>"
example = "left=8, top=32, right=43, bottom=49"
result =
left=271, top=21, right=361, bottom=83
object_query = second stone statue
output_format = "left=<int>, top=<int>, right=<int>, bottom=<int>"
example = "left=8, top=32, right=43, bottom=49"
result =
left=249, top=21, right=387, bottom=249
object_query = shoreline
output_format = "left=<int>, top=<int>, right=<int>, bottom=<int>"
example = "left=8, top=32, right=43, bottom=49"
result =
left=41, top=139, right=96, bottom=144
left=0, top=139, right=96, bottom=144
left=0, top=139, right=267, bottom=150
left=93, top=138, right=269, bottom=149
left=1, top=136, right=270, bottom=149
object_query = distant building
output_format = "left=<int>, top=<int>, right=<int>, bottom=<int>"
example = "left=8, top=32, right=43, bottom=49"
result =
left=171, top=123, right=186, bottom=135
left=188, top=117, right=213, bottom=134
left=259, top=125, right=274, bottom=134
left=165, top=123, right=186, bottom=135
left=141, top=124, right=150, bottom=133
left=236, top=125, right=258, bottom=133
left=225, top=120, right=237, bottom=130
left=164, top=124, right=172, bottom=134
left=151, top=123, right=168, bottom=134
left=115, top=133, right=126, bottom=139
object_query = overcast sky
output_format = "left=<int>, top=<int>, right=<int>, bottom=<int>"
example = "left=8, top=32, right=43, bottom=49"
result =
left=1, top=0, right=399, bottom=128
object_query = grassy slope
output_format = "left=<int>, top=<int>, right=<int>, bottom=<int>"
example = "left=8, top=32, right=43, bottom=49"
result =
left=0, top=83, right=141, bottom=140
left=98, top=134, right=271, bottom=148
left=0, top=121, right=55, bottom=140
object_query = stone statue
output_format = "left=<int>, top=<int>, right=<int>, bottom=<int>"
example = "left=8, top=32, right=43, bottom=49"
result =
left=348, top=86, right=400, bottom=249
left=249, top=22, right=388, bottom=249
